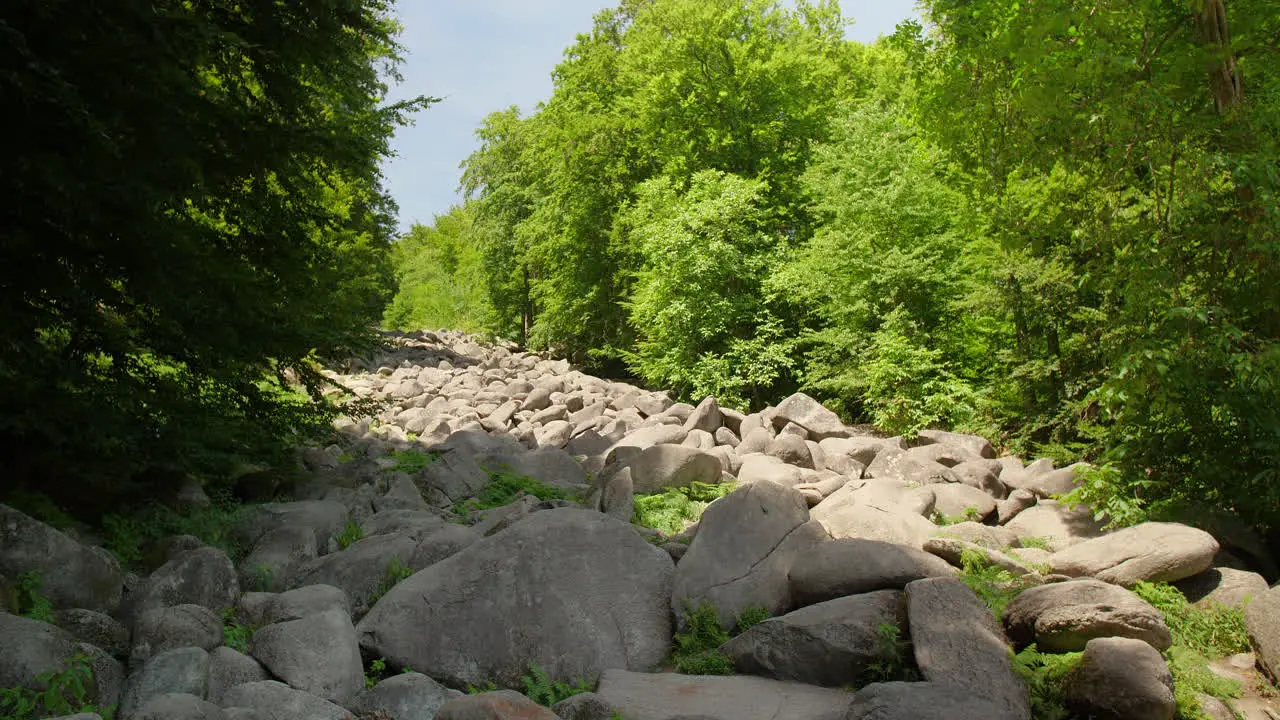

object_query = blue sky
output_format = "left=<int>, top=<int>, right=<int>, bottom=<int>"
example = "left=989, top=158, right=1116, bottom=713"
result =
left=381, top=1, right=920, bottom=231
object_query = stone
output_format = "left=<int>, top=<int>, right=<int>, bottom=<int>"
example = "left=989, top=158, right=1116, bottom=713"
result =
left=601, top=468, right=634, bottom=523
left=133, top=693, right=227, bottom=720
left=0, top=504, right=123, bottom=613
left=594, top=669, right=853, bottom=720
left=241, top=584, right=351, bottom=626
left=736, top=453, right=805, bottom=487
left=865, top=447, right=958, bottom=486
left=119, top=647, right=210, bottom=719
left=683, top=397, right=723, bottom=434
left=1005, top=463, right=1088, bottom=498
left=950, top=460, right=1006, bottom=498
left=216, top=681, right=352, bottom=720
left=1174, top=567, right=1269, bottom=609
left=123, top=547, right=239, bottom=628
left=230, top=501, right=349, bottom=551
left=766, top=433, right=814, bottom=468
left=625, top=445, right=723, bottom=494
left=249, top=609, right=363, bottom=706
left=721, top=590, right=906, bottom=686
left=1063, top=637, right=1175, bottom=720
left=131, top=604, right=224, bottom=665
left=736, top=428, right=773, bottom=455
left=357, top=509, right=674, bottom=690
left=923, top=538, right=1035, bottom=577
left=433, top=690, right=559, bottom=719
left=713, top=427, right=740, bottom=448
left=551, top=692, right=617, bottom=720
left=54, top=608, right=131, bottom=657
left=1003, top=579, right=1172, bottom=653
left=771, top=393, right=848, bottom=441
left=1245, top=585, right=1280, bottom=683
left=818, top=437, right=885, bottom=468
left=929, top=483, right=997, bottom=522
left=906, top=577, right=1030, bottom=720
left=845, top=681, right=1013, bottom=720
left=0, top=612, right=123, bottom=708
left=810, top=488, right=938, bottom=548
left=1003, top=499, right=1106, bottom=551
left=930, top=522, right=1019, bottom=550
left=673, top=483, right=824, bottom=628
left=604, top=425, right=689, bottom=465
left=238, top=526, right=317, bottom=593
left=916, top=430, right=996, bottom=459
left=788, top=538, right=956, bottom=608
left=207, top=647, right=269, bottom=704
left=996, top=489, right=1037, bottom=525
left=351, top=672, right=462, bottom=720
left=1049, top=522, right=1218, bottom=586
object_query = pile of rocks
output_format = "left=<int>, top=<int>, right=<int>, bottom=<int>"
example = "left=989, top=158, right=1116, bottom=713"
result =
left=2, top=330, right=1277, bottom=720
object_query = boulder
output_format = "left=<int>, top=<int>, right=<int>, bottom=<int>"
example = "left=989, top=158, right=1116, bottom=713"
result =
left=131, top=604, right=224, bottom=665
left=916, top=430, right=996, bottom=459
left=845, top=681, right=1013, bottom=720
left=788, top=538, right=955, bottom=608
left=434, top=690, right=559, bottom=719
left=54, top=608, right=131, bottom=658
left=906, top=577, right=1030, bottom=720
left=230, top=501, right=348, bottom=551
left=604, top=425, right=689, bottom=465
left=601, top=469, right=634, bottom=523
left=818, top=437, right=885, bottom=468
left=1004, top=463, right=1088, bottom=498
left=737, top=454, right=805, bottom=487
left=1174, top=567, right=1269, bottom=609
left=1003, top=499, right=1106, bottom=551
left=810, top=494, right=938, bottom=549
left=0, top=612, right=123, bottom=708
left=683, top=397, right=723, bottom=434
left=996, top=489, right=1037, bottom=525
left=923, top=538, right=1035, bottom=577
left=123, top=547, right=239, bottom=626
left=119, top=647, right=210, bottom=719
left=771, top=393, right=848, bottom=441
left=625, top=445, right=723, bottom=494
left=1003, top=579, right=1172, bottom=652
left=551, top=692, right=617, bottom=720
left=930, top=484, right=997, bottom=522
left=238, top=526, right=317, bottom=593
left=673, top=483, right=824, bottom=628
left=249, top=609, right=363, bottom=706
left=1049, top=522, right=1218, bottom=586
left=351, top=672, right=462, bottom=720
left=356, top=509, right=674, bottom=689
left=1245, top=585, right=1280, bottom=683
left=766, top=433, right=814, bottom=468
left=216, top=681, right=352, bottom=720
left=950, top=460, right=1006, bottom=498
left=594, top=668, right=853, bottom=720
left=0, top=504, right=123, bottom=613
left=721, top=590, right=906, bottom=686
left=1063, top=637, right=1175, bottom=720
left=865, top=448, right=958, bottom=486
left=207, top=647, right=269, bottom=704
left=736, top=428, right=773, bottom=455
left=132, top=693, right=226, bottom=720
left=930, top=522, right=1019, bottom=551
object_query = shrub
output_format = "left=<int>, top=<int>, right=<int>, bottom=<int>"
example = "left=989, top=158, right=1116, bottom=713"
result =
left=632, top=482, right=736, bottom=535
left=521, top=662, right=592, bottom=706
left=858, top=621, right=919, bottom=687
left=456, top=469, right=575, bottom=518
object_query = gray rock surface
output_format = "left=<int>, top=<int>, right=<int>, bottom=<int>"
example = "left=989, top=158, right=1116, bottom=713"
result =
left=433, top=690, right=559, bottom=719
left=625, top=445, right=723, bottom=493
left=845, top=681, right=1015, bottom=720
left=1063, top=637, right=1175, bottom=720
left=123, top=547, right=239, bottom=626
left=249, top=609, right=363, bottom=706
left=119, top=647, right=210, bottom=719
left=0, top=612, right=123, bottom=708
left=0, top=504, right=123, bottom=612
left=789, top=538, right=956, bottom=607
left=1245, top=585, right=1280, bottom=683
left=356, top=509, right=674, bottom=689
left=216, top=680, right=352, bottom=720
left=595, top=668, right=853, bottom=720
left=1174, top=567, right=1269, bottom=609
left=1003, top=579, right=1172, bottom=652
left=351, top=672, right=462, bottom=720
left=207, top=647, right=269, bottom=705
left=133, top=693, right=227, bottom=720
left=1049, top=522, right=1218, bottom=586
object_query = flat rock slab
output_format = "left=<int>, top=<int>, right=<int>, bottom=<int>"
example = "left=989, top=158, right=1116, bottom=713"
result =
left=788, top=538, right=956, bottom=607
left=595, top=669, right=852, bottom=720
left=846, top=681, right=1016, bottom=720
left=1049, top=522, right=1218, bottom=586
left=906, top=577, right=1030, bottom=720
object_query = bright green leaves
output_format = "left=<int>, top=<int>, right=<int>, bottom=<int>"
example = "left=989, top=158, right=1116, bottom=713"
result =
left=384, top=203, right=493, bottom=334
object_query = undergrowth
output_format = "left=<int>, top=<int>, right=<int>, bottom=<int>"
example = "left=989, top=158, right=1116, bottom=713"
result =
left=0, top=653, right=115, bottom=720
left=337, top=520, right=364, bottom=549
left=101, top=488, right=255, bottom=568
left=857, top=621, right=919, bottom=687
left=670, top=600, right=768, bottom=675
left=221, top=608, right=255, bottom=654
left=522, top=662, right=592, bottom=706
left=957, top=549, right=1036, bottom=618
left=456, top=468, right=575, bottom=518
left=387, top=449, right=438, bottom=474
left=13, top=572, right=53, bottom=623
left=369, top=557, right=414, bottom=605
left=1011, top=645, right=1083, bottom=720
left=632, top=482, right=736, bottom=535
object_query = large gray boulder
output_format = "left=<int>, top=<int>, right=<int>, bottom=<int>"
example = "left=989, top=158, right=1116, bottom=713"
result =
left=1003, top=499, right=1105, bottom=551
left=1003, top=579, right=1172, bottom=652
left=906, top=578, right=1030, bottom=720
left=230, top=501, right=349, bottom=550
left=625, top=445, right=723, bottom=493
left=0, top=612, right=123, bottom=709
left=788, top=538, right=955, bottom=608
left=916, top=430, right=996, bottom=459
left=595, top=668, right=853, bottom=720
left=131, top=604, right=224, bottom=665
left=356, top=509, right=674, bottom=689
left=721, top=590, right=906, bottom=687
left=123, top=547, right=239, bottom=626
left=54, top=608, right=131, bottom=657
left=771, top=393, right=848, bottom=441
left=1049, top=522, right=1218, bottom=586
left=865, top=448, right=958, bottom=486
left=0, top=504, right=123, bottom=613
left=673, top=483, right=825, bottom=628
left=351, top=672, right=462, bottom=720
left=1174, top=567, right=1270, bottom=610
left=119, top=647, right=210, bottom=720
left=132, top=693, right=226, bottom=720
left=238, top=526, right=317, bottom=593
left=1063, top=637, right=1175, bottom=720
left=249, top=609, right=362, bottom=706
left=207, top=647, right=269, bottom=705
left=845, top=681, right=1014, bottom=720
left=810, top=500, right=938, bottom=549
left=216, top=681, right=352, bottom=720
left=434, top=690, right=559, bottom=719
left=1245, top=585, right=1280, bottom=684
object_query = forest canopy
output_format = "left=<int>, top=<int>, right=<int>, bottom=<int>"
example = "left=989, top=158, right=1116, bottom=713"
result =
left=387, top=0, right=1280, bottom=533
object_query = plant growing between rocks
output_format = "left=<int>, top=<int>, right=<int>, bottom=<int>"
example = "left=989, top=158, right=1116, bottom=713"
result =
left=632, top=482, right=736, bottom=535
left=0, top=653, right=114, bottom=720
left=338, top=520, right=364, bottom=549
left=14, top=572, right=53, bottom=624
left=455, top=468, right=576, bottom=518
left=670, top=601, right=770, bottom=676
left=521, top=662, right=592, bottom=706
left=222, top=608, right=255, bottom=654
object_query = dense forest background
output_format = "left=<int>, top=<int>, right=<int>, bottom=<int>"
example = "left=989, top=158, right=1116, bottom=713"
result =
left=387, top=0, right=1280, bottom=534
left=1, top=0, right=1277, bottom=539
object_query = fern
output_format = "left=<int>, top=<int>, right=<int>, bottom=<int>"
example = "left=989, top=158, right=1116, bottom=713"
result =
left=521, top=662, right=591, bottom=706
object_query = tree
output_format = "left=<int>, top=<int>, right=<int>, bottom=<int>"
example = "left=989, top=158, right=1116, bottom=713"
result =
left=0, top=0, right=433, bottom=512
left=384, top=203, right=492, bottom=334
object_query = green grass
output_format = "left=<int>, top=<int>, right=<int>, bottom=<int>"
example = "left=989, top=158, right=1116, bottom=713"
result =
left=369, top=557, right=415, bottom=606
left=521, top=662, right=592, bottom=706
left=337, top=520, right=363, bottom=549
left=387, top=449, right=438, bottom=474
left=222, top=608, right=255, bottom=654
left=632, top=482, right=736, bottom=535
left=0, top=653, right=115, bottom=720
left=456, top=468, right=576, bottom=518
left=670, top=600, right=767, bottom=675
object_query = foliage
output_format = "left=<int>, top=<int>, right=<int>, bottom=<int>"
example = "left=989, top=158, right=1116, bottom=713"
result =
left=338, top=520, right=364, bottom=550
left=364, top=658, right=387, bottom=690
left=1166, top=645, right=1242, bottom=720
left=0, top=653, right=115, bottom=720
left=370, top=557, right=415, bottom=606
left=957, top=549, right=1036, bottom=618
left=931, top=506, right=983, bottom=527
left=631, top=482, right=736, bottom=535
left=1009, top=644, right=1082, bottom=720
left=0, top=0, right=434, bottom=517
left=222, top=608, right=256, bottom=654
left=387, top=450, right=439, bottom=475
left=465, top=681, right=498, bottom=694
left=384, top=203, right=494, bottom=333
left=521, top=662, right=592, bottom=707
left=734, top=607, right=770, bottom=635
left=671, top=602, right=734, bottom=676
left=857, top=621, right=919, bottom=687
left=1132, top=582, right=1251, bottom=658
left=14, top=572, right=53, bottom=624
left=101, top=493, right=255, bottom=569
left=1018, top=536, right=1051, bottom=551
left=456, top=469, right=575, bottom=518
